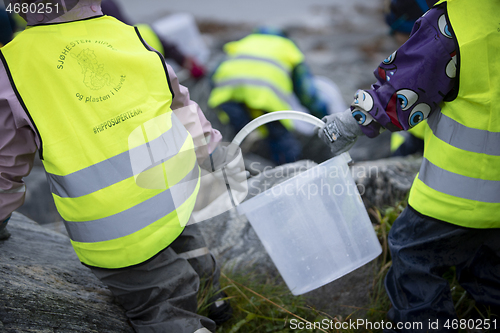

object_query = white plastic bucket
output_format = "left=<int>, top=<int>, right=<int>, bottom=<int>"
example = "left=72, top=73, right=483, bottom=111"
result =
left=313, top=76, right=347, bottom=115
left=152, top=13, right=210, bottom=65
left=234, top=111, right=382, bottom=295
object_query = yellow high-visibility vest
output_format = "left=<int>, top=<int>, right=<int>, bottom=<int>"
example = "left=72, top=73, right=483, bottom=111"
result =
left=0, top=16, right=200, bottom=268
left=390, top=121, right=428, bottom=153
left=208, top=34, right=305, bottom=129
left=136, top=24, right=165, bottom=56
left=409, top=0, right=500, bottom=227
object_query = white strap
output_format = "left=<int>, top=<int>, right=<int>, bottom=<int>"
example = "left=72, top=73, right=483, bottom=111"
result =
left=177, top=247, right=210, bottom=260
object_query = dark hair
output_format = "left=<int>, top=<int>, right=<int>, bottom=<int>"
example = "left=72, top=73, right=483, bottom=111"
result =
left=252, top=26, right=289, bottom=39
left=100, top=0, right=131, bottom=25
left=0, top=7, right=16, bottom=45
left=385, top=0, right=438, bottom=34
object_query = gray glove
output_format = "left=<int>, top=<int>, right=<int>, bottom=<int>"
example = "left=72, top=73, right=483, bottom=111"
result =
left=200, top=144, right=250, bottom=181
left=200, top=145, right=234, bottom=173
left=317, top=108, right=363, bottom=156
left=194, top=144, right=249, bottom=223
left=0, top=216, right=11, bottom=241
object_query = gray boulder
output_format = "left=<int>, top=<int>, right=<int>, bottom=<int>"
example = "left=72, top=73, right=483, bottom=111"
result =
left=0, top=212, right=133, bottom=333
left=352, top=155, right=423, bottom=209
left=16, top=165, right=63, bottom=225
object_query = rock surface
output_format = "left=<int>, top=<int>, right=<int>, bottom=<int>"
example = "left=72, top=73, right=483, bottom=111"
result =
left=0, top=212, right=133, bottom=333
left=352, top=154, right=423, bottom=209
left=16, top=165, right=63, bottom=225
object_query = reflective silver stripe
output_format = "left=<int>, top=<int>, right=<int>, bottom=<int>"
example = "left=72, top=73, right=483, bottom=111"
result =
left=428, top=111, right=500, bottom=156
left=214, top=78, right=304, bottom=112
left=228, top=54, right=289, bottom=75
left=0, top=184, right=26, bottom=194
left=419, top=158, right=500, bottom=203
left=64, top=165, right=199, bottom=243
left=46, top=116, right=189, bottom=198
left=177, top=247, right=210, bottom=260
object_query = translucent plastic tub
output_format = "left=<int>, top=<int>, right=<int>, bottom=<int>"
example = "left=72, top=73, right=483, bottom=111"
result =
left=152, top=13, right=210, bottom=65
left=234, top=111, right=382, bottom=295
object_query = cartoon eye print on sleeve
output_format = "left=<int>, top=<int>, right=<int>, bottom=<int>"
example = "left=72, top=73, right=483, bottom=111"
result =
left=408, top=103, right=431, bottom=127
left=351, top=90, right=374, bottom=126
left=383, top=51, right=397, bottom=65
left=378, top=51, right=398, bottom=82
left=352, top=109, right=375, bottom=126
left=386, top=89, right=419, bottom=129
left=446, top=50, right=457, bottom=78
left=397, top=89, right=419, bottom=111
left=352, top=90, right=374, bottom=111
left=438, top=14, right=452, bottom=38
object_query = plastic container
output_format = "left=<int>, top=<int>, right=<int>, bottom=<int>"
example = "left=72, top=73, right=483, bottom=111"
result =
left=227, top=111, right=324, bottom=156
left=286, top=77, right=348, bottom=135
left=152, top=13, right=210, bottom=65
left=234, top=111, right=382, bottom=295
left=313, top=76, right=347, bottom=115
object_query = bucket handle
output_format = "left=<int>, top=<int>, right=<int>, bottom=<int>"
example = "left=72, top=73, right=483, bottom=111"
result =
left=227, top=110, right=325, bottom=156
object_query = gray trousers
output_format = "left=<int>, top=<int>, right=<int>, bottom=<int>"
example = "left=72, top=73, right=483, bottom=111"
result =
left=384, top=206, right=500, bottom=332
left=90, top=224, right=219, bottom=333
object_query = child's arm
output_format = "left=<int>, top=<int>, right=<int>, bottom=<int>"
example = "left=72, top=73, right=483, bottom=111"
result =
left=0, top=61, right=37, bottom=222
left=167, top=63, right=223, bottom=162
left=351, top=4, right=457, bottom=138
